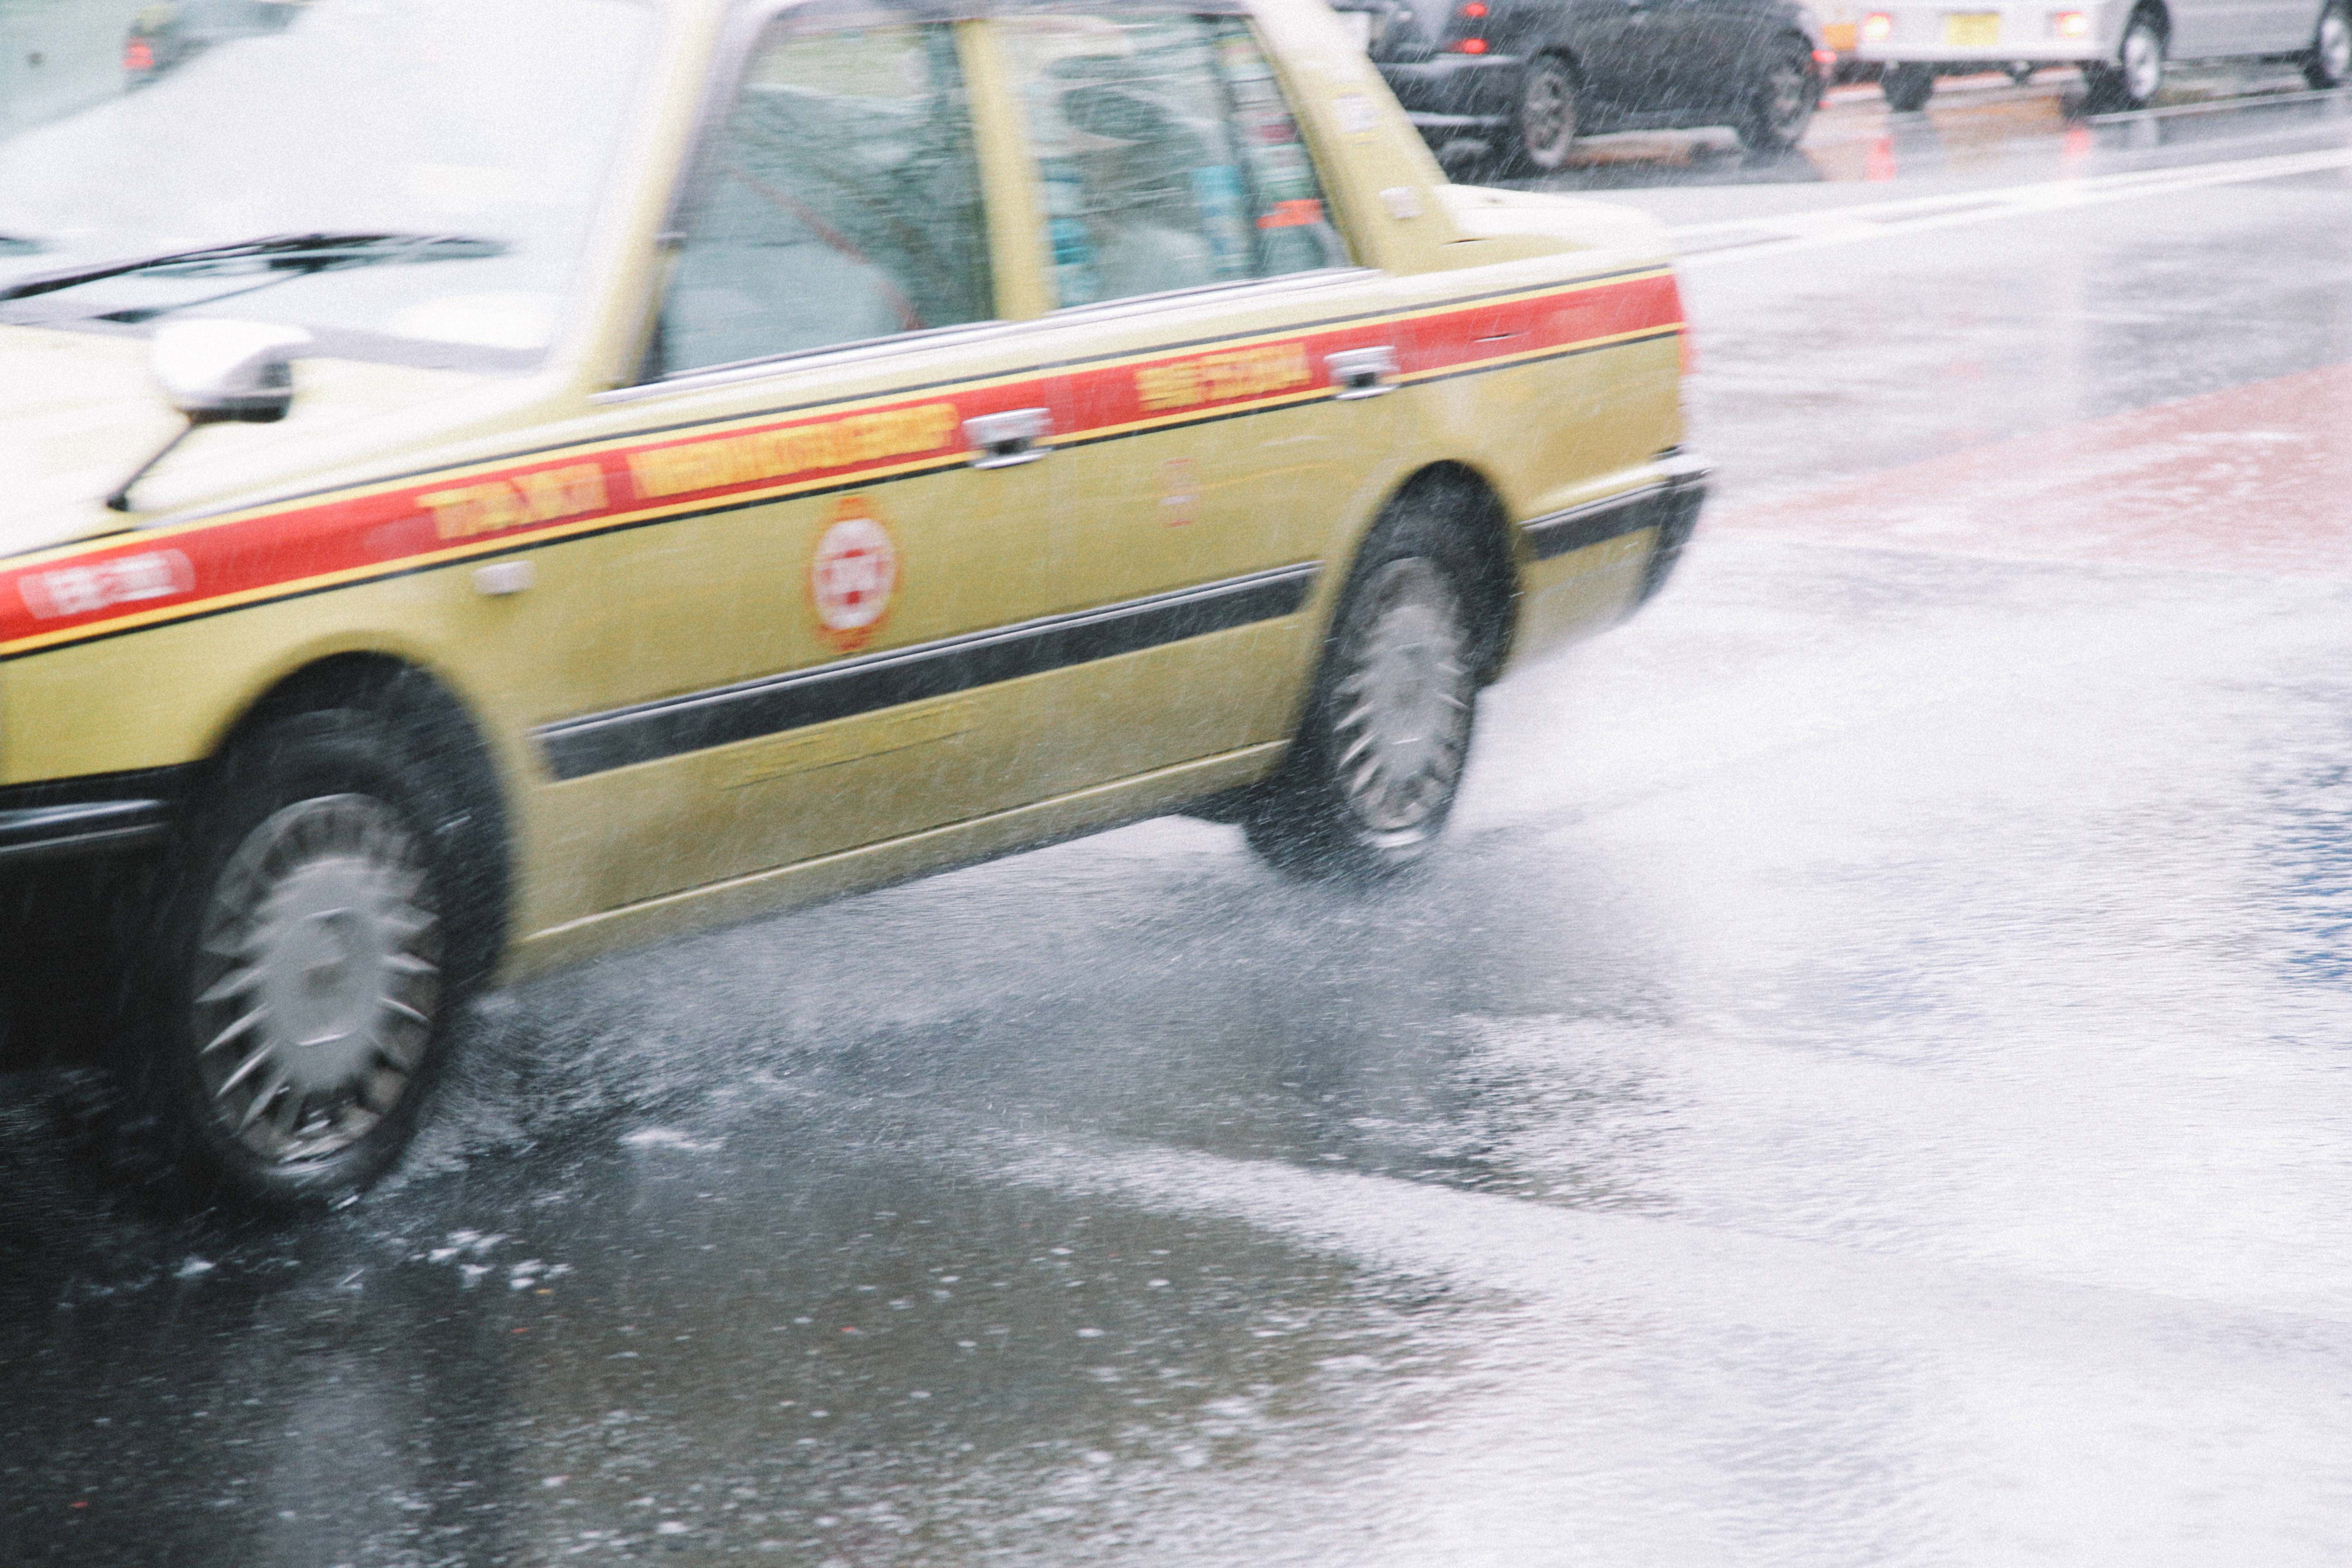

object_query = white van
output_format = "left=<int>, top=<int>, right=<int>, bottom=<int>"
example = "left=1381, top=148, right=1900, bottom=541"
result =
left=1857, top=0, right=2350, bottom=110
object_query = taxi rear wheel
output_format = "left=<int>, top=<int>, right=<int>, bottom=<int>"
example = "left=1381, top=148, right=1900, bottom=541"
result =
left=122, top=708, right=465, bottom=1209
left=1244, top=518, right=1481, bottom=882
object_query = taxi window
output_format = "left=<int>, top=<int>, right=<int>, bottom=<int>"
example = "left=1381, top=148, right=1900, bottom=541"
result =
left=997, top=13, right=1350, bottom=310
left=653, top=20, right=993, bottom=376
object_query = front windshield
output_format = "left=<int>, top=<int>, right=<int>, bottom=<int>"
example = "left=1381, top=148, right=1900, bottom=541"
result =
left=0, top=0, right=652, bottom=370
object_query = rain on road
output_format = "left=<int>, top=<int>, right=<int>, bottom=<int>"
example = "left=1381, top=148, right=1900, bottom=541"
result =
left=6, top=70, right=2352, bottom=1568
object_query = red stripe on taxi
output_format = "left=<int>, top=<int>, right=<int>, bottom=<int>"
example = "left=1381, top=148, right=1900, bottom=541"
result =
left=0, top=273, right=1682, bottom=655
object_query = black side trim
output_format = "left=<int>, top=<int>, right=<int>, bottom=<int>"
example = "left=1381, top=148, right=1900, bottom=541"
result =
left=1523, top=486, right=1673, bottom=561
left=0, top=766, right=195, bottom=868
left=535, top=564, right=1322, bottom=782
left=1522, top=452, right=1712, bottom=569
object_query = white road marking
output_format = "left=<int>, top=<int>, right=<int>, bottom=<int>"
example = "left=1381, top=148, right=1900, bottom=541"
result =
left=1674, top=143, right=2352, bottom=266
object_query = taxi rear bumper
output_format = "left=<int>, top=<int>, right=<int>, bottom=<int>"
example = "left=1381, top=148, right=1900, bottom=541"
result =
left=0, top=768, right=189, bottom=869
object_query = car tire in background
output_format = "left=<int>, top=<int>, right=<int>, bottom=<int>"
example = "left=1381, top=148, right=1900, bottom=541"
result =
left=1881, top=62, right=1936, bottom=110
left=2084, top=10, right=2165, bottom=109
left=1740, top=45, right=1819, bottom=150
left=1508, top=53, right=1583, bottom=174
left=2308, top=0, right=2352, bottom=88
left=1243, top=503, right=1483, bottom=882
left=116, top=701, right=492, bottom=1209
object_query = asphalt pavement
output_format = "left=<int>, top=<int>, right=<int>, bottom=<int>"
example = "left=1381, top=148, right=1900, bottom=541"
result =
left=5, top=74, right=2352, bottom=1568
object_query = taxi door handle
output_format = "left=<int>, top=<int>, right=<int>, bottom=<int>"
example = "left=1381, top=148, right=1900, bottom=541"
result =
left=965, top=408, right=1054, bottom=469
left=1327, top=346, right=1399, bottom=400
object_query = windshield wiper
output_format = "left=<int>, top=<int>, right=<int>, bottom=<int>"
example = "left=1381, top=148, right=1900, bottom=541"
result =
left=0, top=231, right=505, bottom=303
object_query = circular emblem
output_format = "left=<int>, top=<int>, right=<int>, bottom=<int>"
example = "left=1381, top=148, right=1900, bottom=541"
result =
left=809, top=501, right=897, bottom=651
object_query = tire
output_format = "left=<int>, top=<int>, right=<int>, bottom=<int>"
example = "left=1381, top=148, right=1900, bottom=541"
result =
left=1881, top=63, right=1936, bottom=111
left=2084, top=12, right=2164, bottom=109
left=1740, top=45, right=1819, bottom=150
left=1509, top=54, right=1581, bottom=174
left=1243, top=505, right=1483, bottom=881
left=2308, top=1, right=2352, bottom=89
left=118, top=706, right=479, bottom=1209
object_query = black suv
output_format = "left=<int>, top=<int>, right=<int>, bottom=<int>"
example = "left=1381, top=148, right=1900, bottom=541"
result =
left=1332, top=0, right=1826, bottom=171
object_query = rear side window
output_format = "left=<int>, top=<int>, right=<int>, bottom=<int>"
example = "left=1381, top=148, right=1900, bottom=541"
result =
left=653, top=19, right=993, bottom=376
left=996, top=13, right=1350, bottom=310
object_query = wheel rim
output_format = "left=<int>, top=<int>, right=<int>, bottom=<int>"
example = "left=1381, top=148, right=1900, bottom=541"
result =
left=191, top=794, right=440, bottom=1165
left=2123, top=23, right=2162, bottom=100
left=2323, top=11, right=2351, bottom=79
left=1521, top=62, right=1575, bottom=162
left=1762, top=57, right=1811, bottom=136
left=1328, top=559, right=1473, bottom=842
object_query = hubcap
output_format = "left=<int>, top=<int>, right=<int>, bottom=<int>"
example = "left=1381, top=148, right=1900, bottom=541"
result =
left=2123, top=24, right=2163, bottom=99
left=1763, top=57, right=1811, bottom=133
left=2323, top=13, right=2351, bottom=78
left=1522, top=64, right=1574, bottom=158
left=1328, top=559, right=1473, bottom=842
left=191, top=795, right=440, bottom=1165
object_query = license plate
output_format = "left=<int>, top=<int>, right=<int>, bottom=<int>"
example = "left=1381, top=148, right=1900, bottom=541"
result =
left=1338, top=9, right=1374, bottom=51
left=1942, top=12, right=2002, bottom=45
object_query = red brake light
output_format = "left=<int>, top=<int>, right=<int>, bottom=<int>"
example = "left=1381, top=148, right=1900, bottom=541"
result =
left=124, top=37, right=155, bottom=72
left=1452, top=36, right=1490, bottom=52
left=1461, top=1, right=1489, bottom=15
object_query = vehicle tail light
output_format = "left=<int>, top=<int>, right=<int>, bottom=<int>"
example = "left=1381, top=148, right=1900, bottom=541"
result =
left=123, top=36, right=154, bottom=72
left=1861, top=11, right=1894, bottom=42
left=1815, top=48, right=1837, bottom=67
left=1446, top=1, right=1490, bottom=52
left=2051, top=9, right=2089, bottom=36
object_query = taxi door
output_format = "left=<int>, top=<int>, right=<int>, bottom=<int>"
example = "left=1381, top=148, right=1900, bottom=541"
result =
left=530, top=12, right=1073, bottom=916
left=970, top=6, right=1397, bottom=791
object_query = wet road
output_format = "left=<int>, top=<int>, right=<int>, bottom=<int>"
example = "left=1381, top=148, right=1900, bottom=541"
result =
left=7, top=78, right=2352, bottom=1567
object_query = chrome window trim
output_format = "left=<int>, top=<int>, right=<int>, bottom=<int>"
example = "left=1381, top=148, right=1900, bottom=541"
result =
left=590, top=265, right=1381, bottom=405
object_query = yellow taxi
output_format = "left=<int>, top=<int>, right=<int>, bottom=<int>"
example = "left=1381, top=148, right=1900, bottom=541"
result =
left=0, top=0, right=1704, bottom=1206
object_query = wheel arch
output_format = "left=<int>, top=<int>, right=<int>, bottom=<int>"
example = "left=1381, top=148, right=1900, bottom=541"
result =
left=1359, top=460, right=1520, bottom=685
left=198, top=649, right=514, bottom=991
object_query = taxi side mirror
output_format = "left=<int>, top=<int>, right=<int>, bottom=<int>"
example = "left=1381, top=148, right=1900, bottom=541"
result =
left=107, top=320, right=310, bottom=512
left=153, top=318, right=310, bottom=424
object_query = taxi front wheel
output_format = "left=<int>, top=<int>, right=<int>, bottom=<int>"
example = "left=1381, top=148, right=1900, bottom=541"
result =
left=1244, top=518, right=1481, bottom=882
left=119, top=708, right=463, bottom=1209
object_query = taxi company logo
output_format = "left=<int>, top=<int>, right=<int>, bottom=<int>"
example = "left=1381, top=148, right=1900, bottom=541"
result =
left=1134, top=341, right=1313, bottom=414
left=419, top=463, right=609, bottom=541
left=18, top=550, right=195, bottom=620
left=628, top=403, right=960, bottom=503
left=809, top=499, right=897, bottom=651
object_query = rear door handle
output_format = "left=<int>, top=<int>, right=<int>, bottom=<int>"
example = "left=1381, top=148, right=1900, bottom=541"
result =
left=965, top=408, right=1053, bottom=469
left=1327, top=345, right=1399, bottom=400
